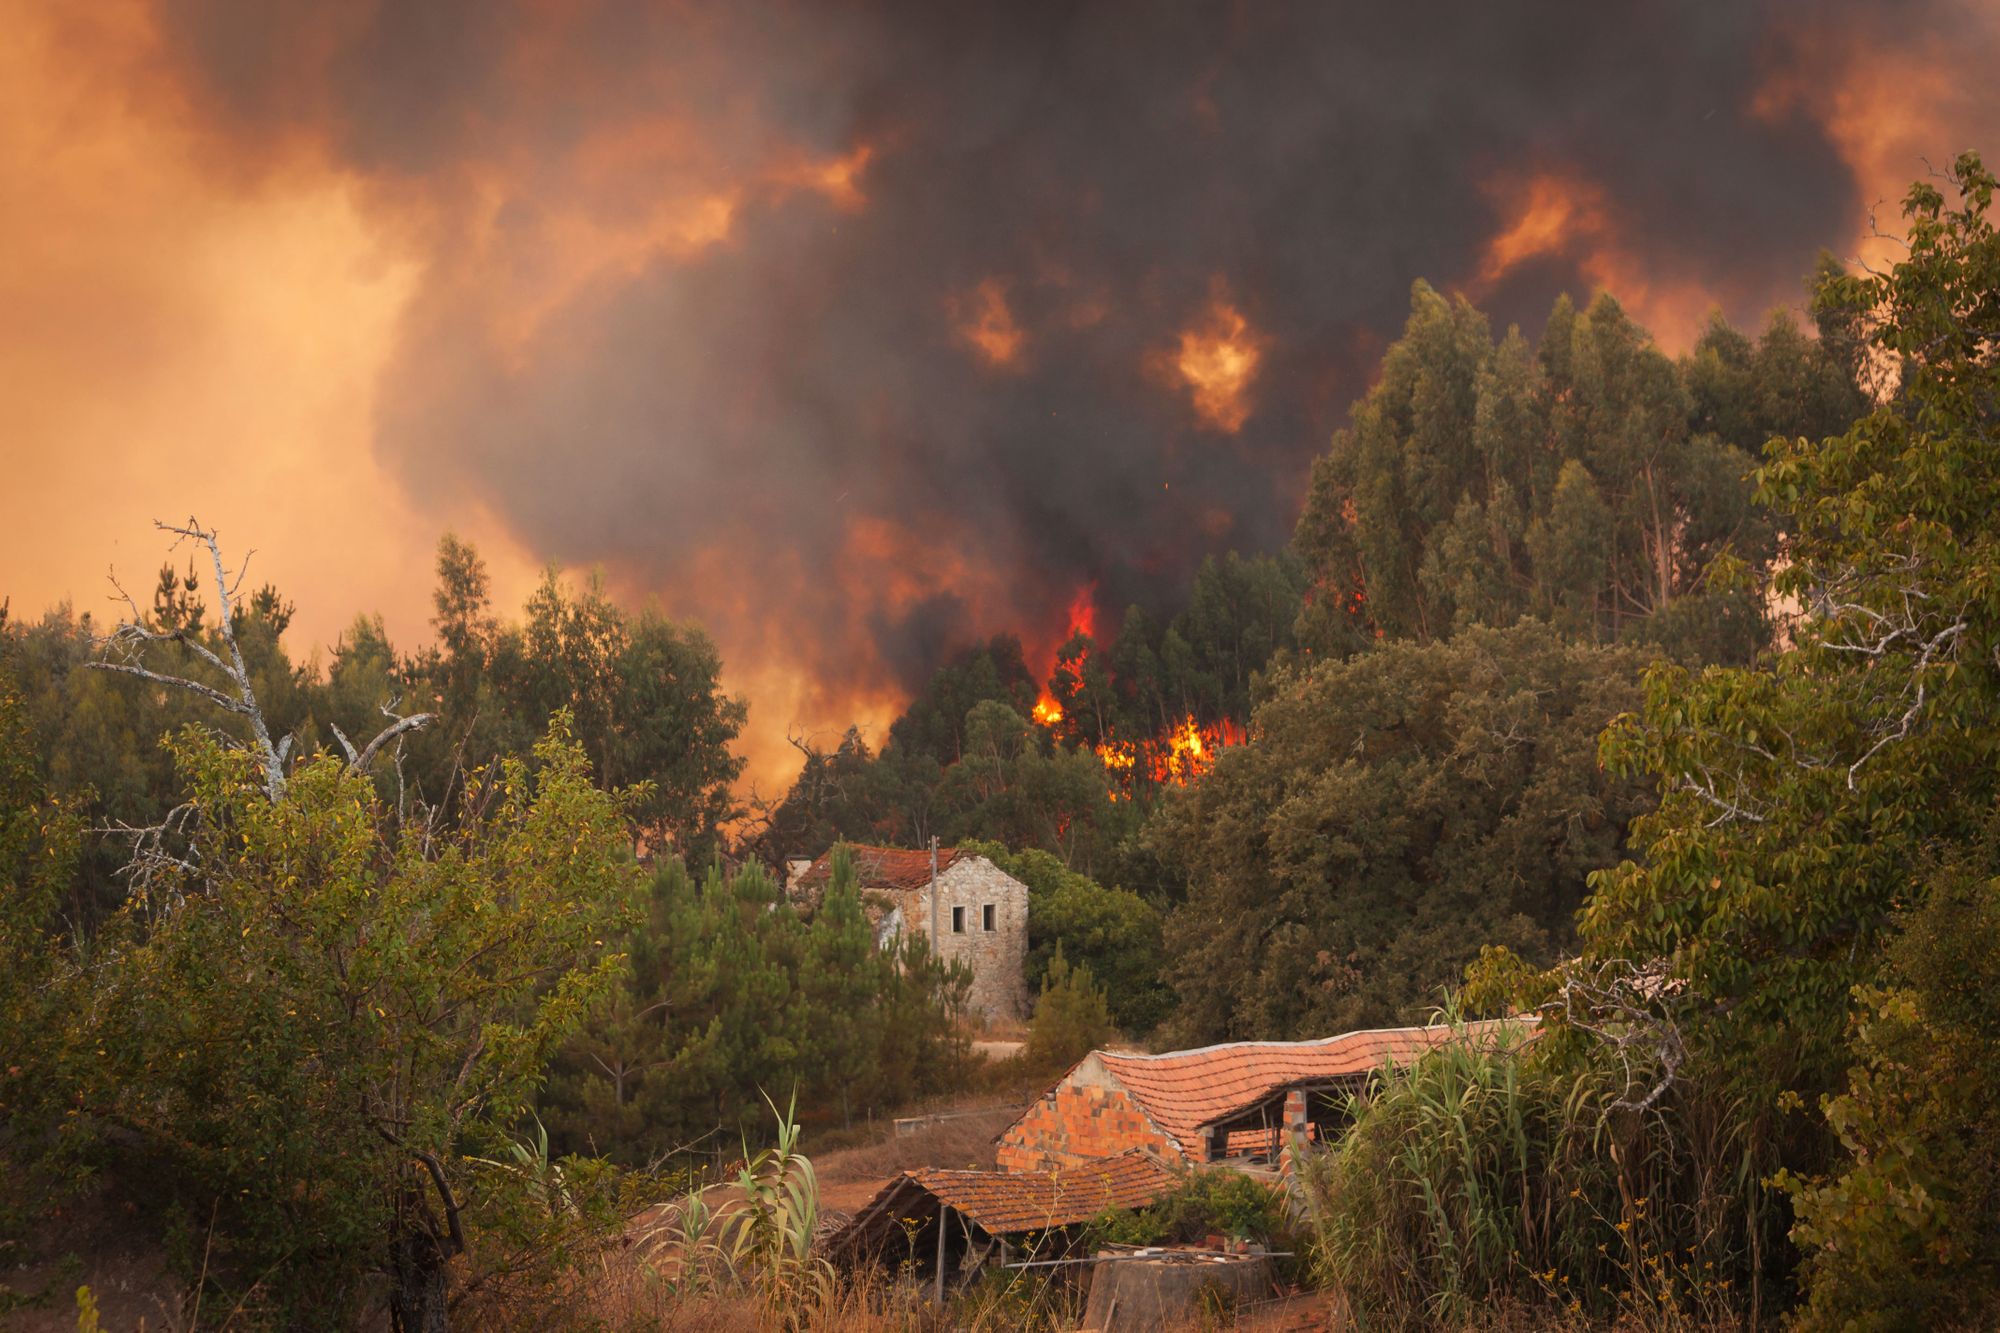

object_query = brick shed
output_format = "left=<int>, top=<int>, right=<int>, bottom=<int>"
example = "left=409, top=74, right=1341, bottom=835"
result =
left=995, top=1018, right=1532, bottom=1172
left=788, top=843, right=1029, bottom=1021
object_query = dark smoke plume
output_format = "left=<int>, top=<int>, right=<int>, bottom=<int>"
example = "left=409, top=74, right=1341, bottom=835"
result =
left=138, top=0, right=1987, bottom=731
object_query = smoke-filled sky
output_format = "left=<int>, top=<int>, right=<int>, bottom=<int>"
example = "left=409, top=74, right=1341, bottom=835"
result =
left=5, top=0, right=1998, bottom=790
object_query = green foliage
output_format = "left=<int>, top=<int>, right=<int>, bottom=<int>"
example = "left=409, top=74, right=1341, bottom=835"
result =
left=417, top=554, right=748, bottom=862
left=639, top=1093, right=833, bottom=1305
left=1583, top=151, right=2000, bottom=1116
left=1022, top=945, right=1114, bottom=1072
left=67, top=717, right=639, bottom=1324
left=1093, top=1168, right=1290, bottom=1249
left=1155, top=620, right=1649, bottom=1041
left=1783, top=844, right=2000, bottom=1330
left=1301, top=1021, right=1749, bottom=1329
left=1, top=534, right=749, bottom=934
left=545, top=848, right=972, bottom=1160
left=0, top=658, right=84, bottom=1238
left=1520, top=151, right=2000, bottom=1318
left=716, top=1092, right=827, bottom=1292
left=756, top=725, right=912, bottom=854
left=1293, top=279, right=1858, bottom=663
left=936, top=700, right=1128, bottom=870
left=458, top=1125, right=676, bottom=1321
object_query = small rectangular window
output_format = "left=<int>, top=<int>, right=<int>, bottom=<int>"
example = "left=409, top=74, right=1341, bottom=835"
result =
left=952, top=906, right=966, bottom=933
left=983, top=904, right=996, bottom=932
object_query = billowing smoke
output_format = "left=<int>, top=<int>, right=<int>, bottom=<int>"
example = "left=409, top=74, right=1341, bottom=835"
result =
left=133, top=0, right=1997, bottom=749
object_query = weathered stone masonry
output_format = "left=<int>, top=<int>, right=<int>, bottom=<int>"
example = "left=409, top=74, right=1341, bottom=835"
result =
left=923, top=856, right=1029, bottom=1022
left=788, top=845, right=1029, bottom=1023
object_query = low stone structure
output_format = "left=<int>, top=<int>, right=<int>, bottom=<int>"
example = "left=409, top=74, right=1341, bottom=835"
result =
left=789, top=843, right=1029, bottom=1022
left=1081, top=1248, right=1277, bottom=1331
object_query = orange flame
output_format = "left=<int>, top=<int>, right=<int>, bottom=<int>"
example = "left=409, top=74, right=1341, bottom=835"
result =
left=1172, top=288, right=1267, bottom=432
left=1476, top=169, right=1611, bottom=287
left=1147, top=713, right=1245, bottom=785
left=1473, top=165, right=1716, bottom=350
left=952, top=277, right=1026, bottom=369
left=1023, top=588, right=1246, bottom=796
left=1064, top=583, right=1098, bottom=641
left=1028, top=582, right=1099, bottom=734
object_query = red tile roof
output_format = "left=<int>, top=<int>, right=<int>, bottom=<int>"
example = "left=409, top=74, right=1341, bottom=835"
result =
left=830, top=1151, right=1175, bottom=1254
left=792, top=843, right=967, bottom=894
left=1025, top=1020, right=1531, bottom=1157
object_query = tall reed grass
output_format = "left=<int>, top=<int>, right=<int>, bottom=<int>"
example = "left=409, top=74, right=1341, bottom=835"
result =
left=1296, top=1016, right=1759, bottom=1330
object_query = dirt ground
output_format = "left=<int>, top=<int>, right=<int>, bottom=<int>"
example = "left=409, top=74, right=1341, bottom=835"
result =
left=2, top=1194, right=184, bottom=1332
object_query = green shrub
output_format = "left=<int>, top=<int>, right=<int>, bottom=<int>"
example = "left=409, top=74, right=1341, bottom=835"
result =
left=1784, top=855, right=2000, bottom=1330
left=69, top=719, right=640, bottom=1327
left=1298, top=1017, right=1751, bottom=1328
left=1089, top=1168, right=1289, bottom=1250
left=1023, top=945, right=1114, bottom=1072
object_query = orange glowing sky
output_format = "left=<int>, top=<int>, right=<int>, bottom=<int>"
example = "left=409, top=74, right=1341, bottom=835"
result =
left=1, top=1, right=541, bottom=655
left=4, top=0, right=1997, bottom=793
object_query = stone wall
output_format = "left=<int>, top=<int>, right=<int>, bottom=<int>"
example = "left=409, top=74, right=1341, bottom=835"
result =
left=917, top=856, right=1028, bottom=1022
left=996, top=1068, right=1181, bottom=1171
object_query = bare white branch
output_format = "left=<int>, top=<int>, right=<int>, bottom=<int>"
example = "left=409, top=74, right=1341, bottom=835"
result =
left=1545, top=959, right=1688, bottom=1116
left=352, top=707, right=436, bottom=776
left=96, top=802, right=201, bottom=910
left=87, top=518, right=433, bottom=809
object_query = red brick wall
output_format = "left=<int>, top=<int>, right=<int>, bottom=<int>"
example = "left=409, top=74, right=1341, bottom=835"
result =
left=996, top=1079, right=1181, bottom=1171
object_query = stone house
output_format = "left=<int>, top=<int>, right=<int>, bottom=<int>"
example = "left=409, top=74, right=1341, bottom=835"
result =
left=787, top=843, right=1029, bottom=1022
left=994, top=1018, right=1532, bottom=1173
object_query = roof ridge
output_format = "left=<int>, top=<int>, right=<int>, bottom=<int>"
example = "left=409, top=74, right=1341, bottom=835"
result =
left=818, top=842, right=961, bottom=858
left=1098, top=1019, right=1497, bottom=1064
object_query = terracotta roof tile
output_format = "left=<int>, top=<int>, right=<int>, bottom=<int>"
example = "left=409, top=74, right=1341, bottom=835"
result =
left=833, top=1151, right=1174, bottom=1251
left=792, top=843, right=967, bottom=895
left=1095, top=1019, right=1530, bottom=1152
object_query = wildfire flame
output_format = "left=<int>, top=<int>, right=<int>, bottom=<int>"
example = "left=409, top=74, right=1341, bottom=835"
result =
left=953, top=277, right=1026, bottom=369
left=1476, top=169, right=1611, bottom=287
left=1062, top=584, right=1098, bottom=642
left=1025, top=582, right=1243, bottom=793
left=1173, top=289, right=1267, bottom=433
left=1150, top=714, right=1246, bottom=785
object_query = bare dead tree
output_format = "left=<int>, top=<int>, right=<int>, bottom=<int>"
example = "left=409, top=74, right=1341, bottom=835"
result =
left=1544, top=958, right=1689, bottom=1116
left=87, top=517, right=435, bottom=804
left=1673, top=546, right=1970, bottom=826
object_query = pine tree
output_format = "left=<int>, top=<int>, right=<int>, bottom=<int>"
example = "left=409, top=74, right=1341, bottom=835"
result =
left=800, top=848, right=884, bottom=1127
left=1025, top=945, right=1115, bottom=1071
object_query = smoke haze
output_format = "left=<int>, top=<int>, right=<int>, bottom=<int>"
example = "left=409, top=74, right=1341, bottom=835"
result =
left=5, top=0, right=1998, bottom=785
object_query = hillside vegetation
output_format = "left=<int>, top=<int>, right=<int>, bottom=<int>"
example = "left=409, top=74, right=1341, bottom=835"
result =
left=4, top=154, right=1996, bottom=1328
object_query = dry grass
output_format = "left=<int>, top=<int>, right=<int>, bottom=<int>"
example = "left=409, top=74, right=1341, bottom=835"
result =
left=815, top=1103, right=1019, bottom=1179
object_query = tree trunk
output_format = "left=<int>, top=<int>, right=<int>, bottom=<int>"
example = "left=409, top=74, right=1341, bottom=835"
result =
left=389, top=1225, right=451, bottom=1333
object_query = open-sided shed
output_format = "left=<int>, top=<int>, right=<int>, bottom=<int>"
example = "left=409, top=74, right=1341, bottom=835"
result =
left=826, top=1150, right=1175, bottom=1293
